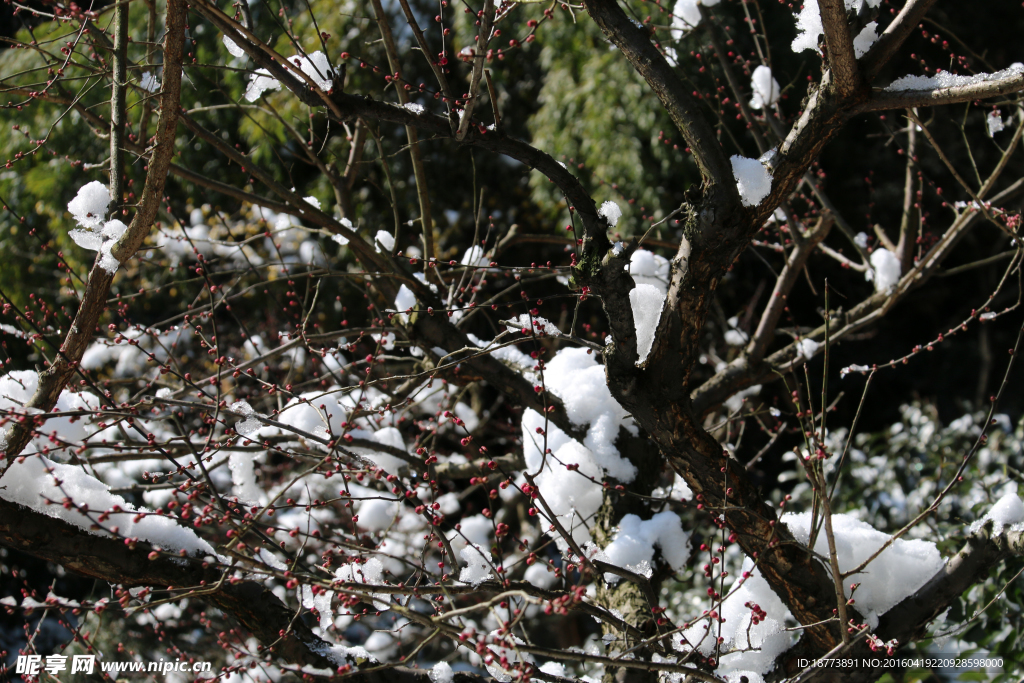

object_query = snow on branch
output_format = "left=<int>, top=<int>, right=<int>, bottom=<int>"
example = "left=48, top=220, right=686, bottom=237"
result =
left=860, top=63, right=1024, bottom=112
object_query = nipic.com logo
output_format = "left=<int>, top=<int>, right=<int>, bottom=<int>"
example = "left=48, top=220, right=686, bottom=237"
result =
left=12, top=654, right=213, bottom=677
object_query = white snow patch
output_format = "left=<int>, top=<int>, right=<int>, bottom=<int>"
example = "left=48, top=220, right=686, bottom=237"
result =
left=375, top=230, right=395, bottom=253
left=459, top=543, right=494, bottom=585
left=228, top=451, right=264, bottom=504
left=626, top=249, right=671, bottom=294
left=67, top=183, right=124, bottom=274
left=598, top=200, right=622, bottom=227
left=629, top=284, right=665, bottom=363
left=970, top=491, right=1024, bottom=535
left=731, top=155, right=772, bottom=207
left=68, top=181, right=110, bottom=230
left=506, top=314, right=560, bottom=337
left=289, top=51, right=333, bottom=91
left=711, top=511, right=943, bottom=672
left=461, top=244, right=489, bottom=268
left=524, top=563, right=558, bottom=589
left=724, top=384, right=761, bottom=414
left=601, top=512, right=689, bottom=582
left=987, top=110, right=1009, bottom=137
left=243, top=69, right=282, bottom=101
left=356, top=498, right=399, bottom=532
left=866, top=248, right=901, bottom=293
left=852, top=22, right=878, bottom=59
left=840, top=364, right=871, bottom=378
left=139, top=71, right=160, bottom=93
left=797, top=338, right=820, bottom=360
left=749, top=66, right=780, bottom=110
left=725, top=329, right=749, bottom=347
left=394, top=285, right=416, bottom=323
left=222, top=35, right=247, bottom=58
left=430, top=662, right=454, bottom=683
left=335, top=557, right=390, bottom=610
left=520, top=347, right=639, bottom=547
left=231, top=400, right=263, bottom=437
left=671, top=0, right=720, bottom=30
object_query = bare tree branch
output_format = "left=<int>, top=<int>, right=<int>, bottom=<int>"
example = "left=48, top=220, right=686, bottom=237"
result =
left=860, top=0, right=939, bottom=81
left=0, top=0, right=188, bottom=476
left=581, top=0, right=735, bottom=190
left=818, top=0, right=862, bottom=99
left=747, top=216, right=834, bottom=364
left=455, top=0, right=495, bottom=142
left=370, top=0, right=438, bottom=263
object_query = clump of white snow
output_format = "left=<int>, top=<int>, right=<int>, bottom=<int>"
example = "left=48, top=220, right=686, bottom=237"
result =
left=429, top=661, right=454, bottom=683
left=231, top=399, right=263, bottom=437
left=244, top=69, right=282, bottom=101
left=506, top=314, right=560, bottom=337
left=693, top=511, right=942, bottom=678
left=244, top=52, right=334, bottom=101
left=300, top=582, right=336, bottom=630
left=723, top=384, right=761, bottom=414
left=630, top=284, right=665, bottom=363
left=228, top=450, right=264, bottom=504
left=335, top=557, right=390, bottom=610
left=524, top=562, right=558, bottom=589
left=355, top=498, right=399, bottom=532
left=601, top=511, right=689, bottom=582
left=749, top=66, right=780, bottom=110
left=533, top=441, right=605, bottom=547
left=349, top=426, right=408, bottom=475
left=840, top=363, right=871, bottom=378
left=459, top=543, right=494, bottom=585
left=82, top=325, right=193, bottom=378
left=520, top=347, right=639, bottom=548
left=866, top=248, right=901, bottom=293
left=139, top=71, right=160, bottom=93
left=222, top=35, right=246, bottom=58
left=796, top=338, right=820, bottom=360
left=461, top=244, right=489, bottom=267
left=290, top=51, right=333, bottom=91
left=68, top=181, right=110, bottom=229
left=394, top=284, right=416, bottom=323
left=852, top=22, right=879, bottom=58
left=970, top=491, right=1024, bottom=535
left=731, top=155, right=772, bottom=207
left=67, top=182, right=127, bottom=274
left=375, top=230, right=395, bottom=253
left=724, top=316, right=749, bottom=347
left=672, top=0, right=720, bottom=30
left=987, top=110, right=1009, bottom=137
left=724, top=329, right=748, bottom=346
left=626, top=249, right=671, bottom=294
left=598, top=200, right=622, bottom=227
